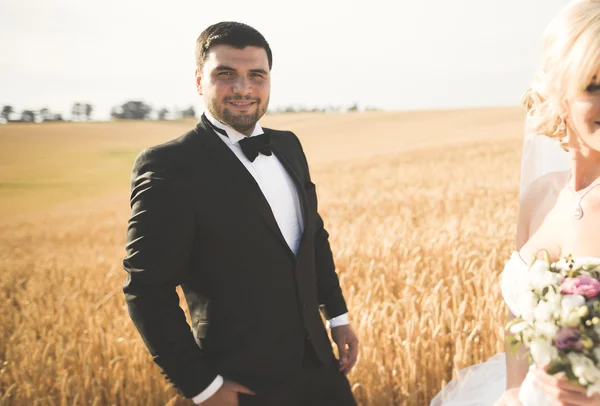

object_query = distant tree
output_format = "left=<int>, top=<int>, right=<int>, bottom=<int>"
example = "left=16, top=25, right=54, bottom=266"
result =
left=111, top=101, right=152, bottom=120
left=69, top=102, right=93, bottom=121
left=347, top=102, right=359, bottom=112
left=181, top=106, right=196, bottom=118
left=158, top=107, right=169, bottom=120
left=1, top=105, right=13, bottom=120
left=21, top=110, right=35, bottom=122
left=54, top=114, right=64, bottom=121
left=1, top=105, right=13, bottom=119
left=71, top=102, right=83, bottom=121
left=39, top=107, right=53, bottom=121
left=85, top=104, right=93, bottom=120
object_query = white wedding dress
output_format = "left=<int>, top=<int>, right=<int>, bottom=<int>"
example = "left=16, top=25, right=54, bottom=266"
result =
left=429, top=252, right=539, bottom=406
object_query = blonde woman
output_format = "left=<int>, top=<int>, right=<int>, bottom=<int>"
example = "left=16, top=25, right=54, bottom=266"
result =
left=431, top=1, right=600, bottom=405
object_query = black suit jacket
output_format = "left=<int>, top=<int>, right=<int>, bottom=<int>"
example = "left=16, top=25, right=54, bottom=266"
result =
left=122, top=119, right=348, bottom=398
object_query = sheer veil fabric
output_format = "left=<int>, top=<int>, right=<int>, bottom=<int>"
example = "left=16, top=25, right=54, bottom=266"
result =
left=429, top=119, right=571, bottom=406
left=519, top=119, right=571, bottom=196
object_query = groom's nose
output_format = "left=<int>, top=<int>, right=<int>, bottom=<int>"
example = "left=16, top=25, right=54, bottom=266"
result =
left=232, top=76, right=252, bottom=96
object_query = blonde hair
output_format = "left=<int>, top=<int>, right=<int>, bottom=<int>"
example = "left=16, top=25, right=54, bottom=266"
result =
left=523, top=0, right=600, bottom=140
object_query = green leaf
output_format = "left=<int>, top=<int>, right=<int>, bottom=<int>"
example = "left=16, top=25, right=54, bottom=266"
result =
left=564, top=365, right=578, bottom=384
left=546, top=360, right=568, bottom=376
left=506, top=317, right=524, bottom=330
left=506, top=336, right=521, bottom=355
left=541, top=249, right=552, bottom=266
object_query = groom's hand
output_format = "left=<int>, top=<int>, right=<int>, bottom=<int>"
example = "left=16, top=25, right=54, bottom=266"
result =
left=201, top=380, right=255, bottom=406
left=331, top=324, right=359, bottom=375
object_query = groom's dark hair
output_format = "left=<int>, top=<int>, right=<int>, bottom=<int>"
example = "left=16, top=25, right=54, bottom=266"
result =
left=195, top=22, right=273, bottom=72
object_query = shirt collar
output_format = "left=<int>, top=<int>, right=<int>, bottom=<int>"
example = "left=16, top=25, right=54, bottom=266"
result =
left=204, top=110, right=264, bottom=145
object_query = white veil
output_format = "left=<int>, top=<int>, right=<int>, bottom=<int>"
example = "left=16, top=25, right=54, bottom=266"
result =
left=516, top=117, right=572, bottom=406
left=429, top=121, right=572, bottom=406
left=519, top=117, right=570, bottom=196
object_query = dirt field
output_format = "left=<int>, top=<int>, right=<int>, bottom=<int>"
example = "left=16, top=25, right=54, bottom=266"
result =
left=0, top=107, right=524, bottom=405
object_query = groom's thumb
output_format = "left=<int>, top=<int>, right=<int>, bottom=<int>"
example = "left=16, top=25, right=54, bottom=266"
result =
left=338, top=342, right=348, bottom=365
left=231, top=382, right=255, bottom=395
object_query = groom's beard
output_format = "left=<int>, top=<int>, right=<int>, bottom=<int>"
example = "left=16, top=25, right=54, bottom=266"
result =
left=209, top=96, right=269, bottom=135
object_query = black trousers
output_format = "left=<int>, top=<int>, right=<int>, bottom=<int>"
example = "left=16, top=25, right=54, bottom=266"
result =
left=238, top=339, right=357, bottom=406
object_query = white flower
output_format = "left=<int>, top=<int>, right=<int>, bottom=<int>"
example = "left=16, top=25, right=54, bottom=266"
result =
left=546, top=291, right=562, bottom=308
left=587, top=382, right=600, bottom=397
left=565, top=313, right=582, bottom=327
left=547, top=294, right=563, bottom=320
left=529, top=260, right=562, bottom=291
left=554, top=258, right=570, bottom=271
left=571, top=258, right=600, bottom=270
left=534, top=321, right=559, bottom=340
left=555, top=258, right=600, bottom=274
left=509, top=321, right=529, bottom=335
left=567, top=352, right=600, bottom=387
left=530, top=259, right=551, bottom=273
left=516, top=292, right=538, bottom=322
left=534, top=301, right=554, bottom=322
left=530, top=338, right=559, bottom=366
left=561, top=295, right=586, bottom=320
left=521, top=328, right=536, bottom=345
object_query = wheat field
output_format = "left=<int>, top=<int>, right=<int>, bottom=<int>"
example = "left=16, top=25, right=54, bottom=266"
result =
left=0, top=108, right=524, bottom=405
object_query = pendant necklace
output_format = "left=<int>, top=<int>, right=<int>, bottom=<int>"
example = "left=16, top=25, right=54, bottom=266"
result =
left=567, top=172, right=600, bottom=220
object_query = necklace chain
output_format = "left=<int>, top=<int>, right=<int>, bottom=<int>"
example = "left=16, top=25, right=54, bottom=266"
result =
left=567, top=172, right=600, bottom=219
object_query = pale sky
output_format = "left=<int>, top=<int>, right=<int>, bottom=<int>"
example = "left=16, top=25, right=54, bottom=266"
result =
left=1, top=0, right=570, bottom=120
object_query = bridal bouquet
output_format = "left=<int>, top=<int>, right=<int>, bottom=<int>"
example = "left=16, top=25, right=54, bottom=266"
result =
left=507, top=252, right=600, bottom=399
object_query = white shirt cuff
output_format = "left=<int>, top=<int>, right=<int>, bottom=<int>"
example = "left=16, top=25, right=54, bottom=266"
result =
left=327, top=312, right=350, bottom=328
left=192, top=375, right=224, bottom=404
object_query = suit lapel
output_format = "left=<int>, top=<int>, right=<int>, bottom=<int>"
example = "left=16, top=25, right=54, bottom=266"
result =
left=269, top=132, right=316, bottom=261
left=194, top=121, right=295, bottom=259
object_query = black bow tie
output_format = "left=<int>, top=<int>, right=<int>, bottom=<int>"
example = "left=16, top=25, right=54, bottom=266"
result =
left=203, top=114, right=272, bottom=162
left=238, top=133, right=272, bottom=162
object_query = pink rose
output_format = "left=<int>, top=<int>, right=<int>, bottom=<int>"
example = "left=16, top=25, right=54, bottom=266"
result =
left=561, top=275, right=600, bottom=298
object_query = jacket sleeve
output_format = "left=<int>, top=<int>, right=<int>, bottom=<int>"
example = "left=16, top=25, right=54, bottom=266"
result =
left=289, top=133, right=348, bottom=319
left=122, top=148, right=218, bottom=398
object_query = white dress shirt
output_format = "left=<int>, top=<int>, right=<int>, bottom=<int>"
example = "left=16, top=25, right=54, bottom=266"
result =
left=193, top=112, right=349, bottom=404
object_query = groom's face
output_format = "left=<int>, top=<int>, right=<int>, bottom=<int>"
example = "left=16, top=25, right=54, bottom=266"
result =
left=196, top=44, right=271, bottom=135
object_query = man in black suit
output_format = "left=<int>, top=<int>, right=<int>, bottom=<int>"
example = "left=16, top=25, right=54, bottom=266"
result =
left=123, top=21, right=358, bottom=406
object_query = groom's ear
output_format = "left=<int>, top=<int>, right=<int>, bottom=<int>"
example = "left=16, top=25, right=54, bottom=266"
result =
left=195, top=69, right=203, bottom=96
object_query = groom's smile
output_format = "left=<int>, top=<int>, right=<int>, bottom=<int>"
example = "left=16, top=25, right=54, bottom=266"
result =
left=227, top=98, right=258, bottom=111
left=229, top=101, right=255, bottom=108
